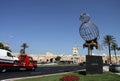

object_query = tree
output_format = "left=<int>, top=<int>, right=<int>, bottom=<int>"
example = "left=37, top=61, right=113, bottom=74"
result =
left=0, top=42, right=4, bottom=49
left=55, top=56, right=61, bottom=63
left=4, top=46, right=11, bottom=52
left=117, top=47, right=120, bottom=51
left=20, top=49, right=24, bottom=54
left=21, top=43, right=28, bottom=54
left=0, top=42, right=11, bottom=51
left=103, top=35, right=116, bottom=63
left=111, top=42, right=118, bottom=63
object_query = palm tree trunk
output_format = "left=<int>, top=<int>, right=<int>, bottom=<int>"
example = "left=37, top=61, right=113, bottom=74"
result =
left=108, top=44, right=111, bottom=64
left=23, top=47, right=25, bottom=54
left=114, top=49, right=117, bottom=64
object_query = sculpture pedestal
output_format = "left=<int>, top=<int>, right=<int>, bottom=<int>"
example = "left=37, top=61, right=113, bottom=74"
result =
left=86, top=55, right=103, bottom=74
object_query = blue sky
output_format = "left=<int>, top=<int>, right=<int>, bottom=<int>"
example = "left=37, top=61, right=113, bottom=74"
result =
left=0, top=0, right=120, bottom=55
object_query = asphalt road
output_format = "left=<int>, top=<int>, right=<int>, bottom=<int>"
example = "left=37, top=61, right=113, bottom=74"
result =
left=0, top=65, right=85, bottom=80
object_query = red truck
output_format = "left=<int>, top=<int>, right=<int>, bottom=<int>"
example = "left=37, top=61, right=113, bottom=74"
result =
left=0, top=49, right=37, bottom=72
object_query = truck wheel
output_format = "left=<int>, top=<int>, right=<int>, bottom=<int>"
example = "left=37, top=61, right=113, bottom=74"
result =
left=1, top=67, right=7, bottom=73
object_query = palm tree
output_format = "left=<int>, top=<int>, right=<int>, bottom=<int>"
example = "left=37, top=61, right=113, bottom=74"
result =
left=103, top=35, right=116, bottom=63
left=117, top=47, right=120, bottom=51
left=21, top=43, right=28, bottom=54
left=111, top=42, right=118, bottom=63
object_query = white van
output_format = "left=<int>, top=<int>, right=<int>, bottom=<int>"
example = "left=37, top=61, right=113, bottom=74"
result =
left=0, top=49, right=18, bottom=63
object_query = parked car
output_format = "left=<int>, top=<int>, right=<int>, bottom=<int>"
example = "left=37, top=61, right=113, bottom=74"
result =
left=79, top=62, right=86, bottom=66
left=109, top=64, right=120, bottom=72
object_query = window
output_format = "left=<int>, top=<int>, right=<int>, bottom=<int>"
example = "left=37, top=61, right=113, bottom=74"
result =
left=7, top=52, right=13, bottom=57
left=29, top=57, right=33, bottom=61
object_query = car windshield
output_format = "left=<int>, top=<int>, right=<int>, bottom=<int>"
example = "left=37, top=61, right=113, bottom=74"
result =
left=29, top=57, right=33, bottom=61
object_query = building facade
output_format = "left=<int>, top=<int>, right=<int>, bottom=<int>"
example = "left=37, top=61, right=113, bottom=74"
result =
left=14, top=47, right=120, bottom=64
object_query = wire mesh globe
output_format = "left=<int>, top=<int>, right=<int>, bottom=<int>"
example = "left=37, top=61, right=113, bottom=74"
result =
left=80, top=13, right=90, bottom=23
left=79, top=13, right=99, bottom=41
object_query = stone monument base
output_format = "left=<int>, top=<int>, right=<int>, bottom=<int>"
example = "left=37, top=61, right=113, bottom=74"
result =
left=86, top=55, right=103, bottom=74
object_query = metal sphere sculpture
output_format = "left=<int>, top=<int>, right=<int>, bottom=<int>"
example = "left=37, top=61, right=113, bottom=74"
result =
left=79, top=13, right=99, bottom=55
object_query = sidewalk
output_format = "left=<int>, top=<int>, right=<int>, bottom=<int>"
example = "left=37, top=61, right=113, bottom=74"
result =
left=103, top=66, right=109, bottom=72
left=103, top=66, right=120, bottom=75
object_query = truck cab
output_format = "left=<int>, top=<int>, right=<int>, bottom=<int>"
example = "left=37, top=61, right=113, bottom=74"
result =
left=18, top=54, right=37, bottom=70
